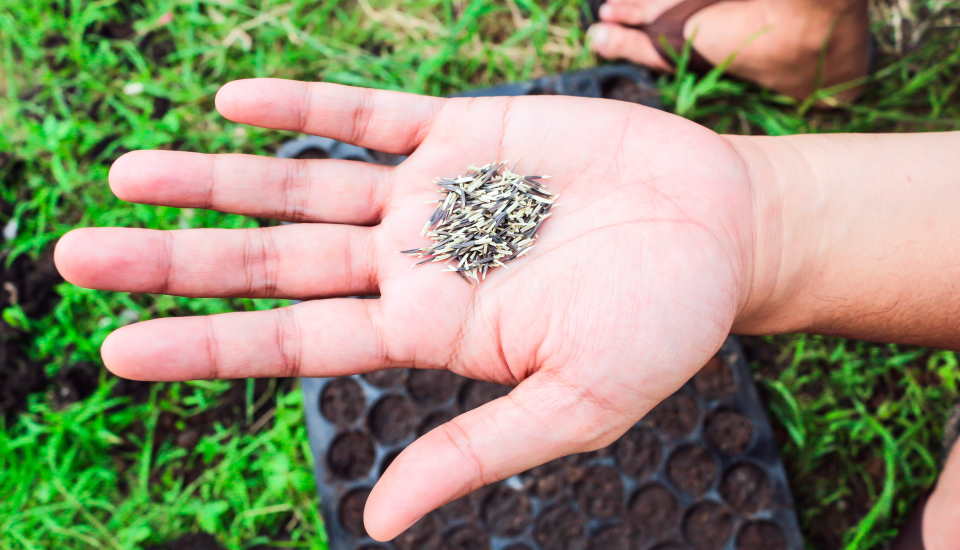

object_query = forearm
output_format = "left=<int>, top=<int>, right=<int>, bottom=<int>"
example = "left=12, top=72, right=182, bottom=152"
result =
left=727, top=131, right=960, bottom=349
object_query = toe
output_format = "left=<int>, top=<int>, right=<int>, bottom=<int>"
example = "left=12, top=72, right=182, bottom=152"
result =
left=598, top=2, right=652, bottom=26
left=588, top=23, right=673, bottom=72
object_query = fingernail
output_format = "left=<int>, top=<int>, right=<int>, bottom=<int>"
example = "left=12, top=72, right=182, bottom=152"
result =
left=588, top=25, right=607, bottom=47
left=598, top=4, right=612, bottom=19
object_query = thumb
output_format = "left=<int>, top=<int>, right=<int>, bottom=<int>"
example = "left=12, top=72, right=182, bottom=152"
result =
left=363, top=369, right=649, bottom=540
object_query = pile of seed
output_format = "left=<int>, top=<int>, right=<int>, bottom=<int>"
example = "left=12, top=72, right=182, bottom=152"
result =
left=401, top=162, right=556, bottom=282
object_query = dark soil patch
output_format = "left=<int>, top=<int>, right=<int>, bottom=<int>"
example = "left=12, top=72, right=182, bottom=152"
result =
left=0, top=248, right=64, bottom=418
left=588, top=524, right=631, bottom=550
left=152, top=96, right=172, bottom=119
left=668, top=444, right=718, bottom=497
left=534, top=505, right=587, bottom=550
left=0, top=328, right=47, bottom=419
left=683, top=502, right=733, bottom=550
left=3, top=250, right=62, bottom=318
left=693, top=355, right=736, bottom=399
left=737, top=521, right=786, bottom=550
left=460, top=380, right=510, bottom=411
left=406, top=369, right=461, bottom=405
left=705, top=409, right=753, bottom=455
left=368, top=394, right=416, bottom=443
left=629, top=483, right=680, bottom=541
left=363, top=368, right=407, bottom=388
left=42, top=33, right=69, bottom=49
left=89, top=20, right=135, bottom=40
left=327, top=431, right=375, bottom=480
left=112, top=378, right=294, bottom=486
left=320, top=377, right=365, bottom=425
left=138, top=29, right=175, bottom=64
left=50, top=362, right=99, bottom=407
left=650, top=544, right=691, bottom=550
left=602, top=77, right=660, bottom=105
left=575, top=465, right=623, bottom=518
left=445, top=524, right=490, bottom=550
left=504, top=545, right=534, bottom=550
left=339, top=488, right=371, bottom=537
left=645, top=391, right=699, bottom=437
left=721, top=463, right=773, bottom=515
left=481, top=485, right=532, bottom=536
left=614, top=425, right=662, bottom=478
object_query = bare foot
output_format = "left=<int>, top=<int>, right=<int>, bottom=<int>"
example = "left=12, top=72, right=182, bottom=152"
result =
left=923, top=411, right=960, bottom=550
left=588, top=0, right=872, bottom=102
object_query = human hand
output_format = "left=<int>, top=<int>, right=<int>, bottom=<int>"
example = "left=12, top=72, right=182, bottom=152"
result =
left=588, top=0, right=871, bottom=101
left=54, top=79, right=757, bottom=540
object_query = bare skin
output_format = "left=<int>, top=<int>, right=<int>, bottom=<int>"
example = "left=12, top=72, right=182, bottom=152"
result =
left=54, top=81, right=960, bottom=543
left=588, top=0, right=872, bottom=101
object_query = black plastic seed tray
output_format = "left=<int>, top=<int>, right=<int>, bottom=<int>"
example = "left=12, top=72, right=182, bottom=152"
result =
left=450, top=64, right=661, bottom=108
left=301, top=339, right=802, bottom=550
left=288, top=67, right=803, bottom=550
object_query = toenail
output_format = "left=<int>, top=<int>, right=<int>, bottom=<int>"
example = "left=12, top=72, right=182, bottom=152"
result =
left=588, top=25, right=608, bottom=47
left=599, top=4, right=612, bottom=19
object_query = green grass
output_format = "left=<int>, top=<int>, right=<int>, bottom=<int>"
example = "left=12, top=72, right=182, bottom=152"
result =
left=1, top=0, right=959, bottom=548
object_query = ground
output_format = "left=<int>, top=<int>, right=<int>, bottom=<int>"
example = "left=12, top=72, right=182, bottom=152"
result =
left=0, top=0, right=958, bottom=549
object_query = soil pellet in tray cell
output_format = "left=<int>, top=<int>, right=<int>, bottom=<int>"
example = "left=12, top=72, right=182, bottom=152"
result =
left=692, top=355, right=737, bottom=399
left=575, top=465, right=624, bottom=518
left=482, top=486, right=533, bottom=536
left=705, top=409, right=753, bottom=455
left=395, top=514, right=442, bottom=550
left=614, top=425, right=662, bottom=478
left=587, top=524, right=631, bottom=550
left=645, top=391, right=700, bottom=437
left=445, top=524, right=490, bottom=550
left=368, top=395, right=417, bottom=443
left=737, top=521, right=787, bottom=550
left=683, top=501, right=734, bottom=550
left=629, top=483, right=681, bottom=541
left=528, top=459, right=586, bottom=501
left=438, top=495, right=476, bottom=522
left=320, top=378, right=365, bottom=425
left=327, top=432, right=375, bottom=480
left=721, top=463, right=773, bottom=515
left=362, top=369, right=408, bottom=388
left=339, top=488, right=371, bottom=536
left=406, top=369, right=462, bottom=405
left=668, top=444, right=718, bottom=497
left=534, top=504, right=587, bottom=550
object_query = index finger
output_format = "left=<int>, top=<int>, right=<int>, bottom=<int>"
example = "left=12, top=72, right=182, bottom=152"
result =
left=215, top=79, right=443, bottom=154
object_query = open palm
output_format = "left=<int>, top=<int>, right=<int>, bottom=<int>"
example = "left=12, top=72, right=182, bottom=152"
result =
left=55, top=79, right=756, bottom=540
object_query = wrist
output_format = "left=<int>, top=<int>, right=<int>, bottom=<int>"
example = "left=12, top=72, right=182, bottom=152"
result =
left=723, top=134, right=825, bottom=335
